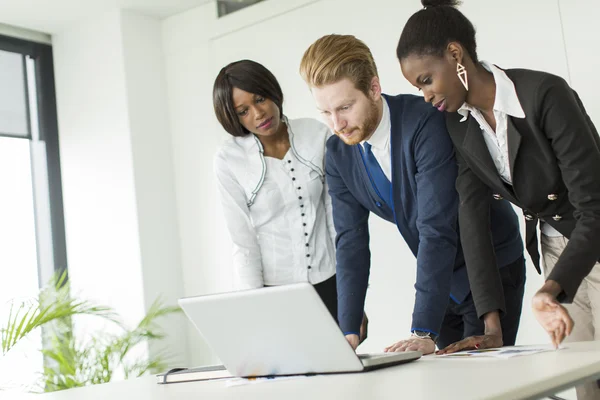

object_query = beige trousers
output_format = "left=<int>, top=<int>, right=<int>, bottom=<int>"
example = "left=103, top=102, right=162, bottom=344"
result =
left=542, top=234, right=600, bottom=400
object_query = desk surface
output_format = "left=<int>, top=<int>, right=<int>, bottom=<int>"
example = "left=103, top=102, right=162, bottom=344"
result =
left=25, top=341, right=600, bottom=400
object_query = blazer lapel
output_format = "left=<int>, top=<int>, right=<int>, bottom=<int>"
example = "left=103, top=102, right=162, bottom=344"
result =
left=461, top=116, right=506, bottom=189
left=506, top=117, right=522, bottom=181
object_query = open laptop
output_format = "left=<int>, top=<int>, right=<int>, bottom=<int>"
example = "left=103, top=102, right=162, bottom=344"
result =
left=178, top=282, right=421, bottom=377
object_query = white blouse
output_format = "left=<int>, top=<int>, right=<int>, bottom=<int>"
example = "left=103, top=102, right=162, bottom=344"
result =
left=214, top=117, right=336, bottom=289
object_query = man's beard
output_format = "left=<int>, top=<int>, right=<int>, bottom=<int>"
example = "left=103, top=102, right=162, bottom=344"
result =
left=335, top=100, right=380, bottom=145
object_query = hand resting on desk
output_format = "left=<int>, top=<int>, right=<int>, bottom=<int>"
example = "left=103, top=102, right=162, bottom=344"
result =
left=383, top=336, right=435, bottom=355
left=436, top=334, right=503, bottom=355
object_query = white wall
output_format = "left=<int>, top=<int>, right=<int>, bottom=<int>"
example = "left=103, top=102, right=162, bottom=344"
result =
left=53, top=9, right=147, bottom=330
left=559, top=0, right=600, bottom=125
left=162, top=0, right=600, bottom=368
left=120, top=10, right=190, bottom=366
left=161, top=4, right=232, bottom=365
left=52, top=9, right=189, bottom=367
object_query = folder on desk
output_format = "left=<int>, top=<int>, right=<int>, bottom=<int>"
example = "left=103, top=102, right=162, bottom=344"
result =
left=156, top=364, right=232, bottom=384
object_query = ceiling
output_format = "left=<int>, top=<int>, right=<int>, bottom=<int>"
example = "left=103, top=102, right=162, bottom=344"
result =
left=0, top=0, right=215, bottom=34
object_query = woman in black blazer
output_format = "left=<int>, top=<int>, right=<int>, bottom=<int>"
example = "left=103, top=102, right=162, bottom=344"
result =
left=396, top=2, right=600, bottom=395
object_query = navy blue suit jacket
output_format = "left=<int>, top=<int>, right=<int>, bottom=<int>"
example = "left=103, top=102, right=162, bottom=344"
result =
left=326, top=94, right=523, bottom=335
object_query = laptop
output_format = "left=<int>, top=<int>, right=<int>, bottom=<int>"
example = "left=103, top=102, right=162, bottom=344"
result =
left=178, top=282, right=421, bottom=377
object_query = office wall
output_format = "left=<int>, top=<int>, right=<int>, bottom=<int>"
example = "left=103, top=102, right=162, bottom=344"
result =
left=53, top=9, right=146, bottom=333
left=52, top=9, right=189, bottom=367
left=161, top=4, right=230, bottom=364
left=120, top=10, right=189, bottom=367
left=162, top=0, right=600, bottom=367
left=559, top=0, right=599, bottom=125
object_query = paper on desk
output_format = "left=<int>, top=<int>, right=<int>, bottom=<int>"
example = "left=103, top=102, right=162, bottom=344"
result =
left=225, top=375, right=308, bottom=387
left=439, top=344, right=560, bottom=359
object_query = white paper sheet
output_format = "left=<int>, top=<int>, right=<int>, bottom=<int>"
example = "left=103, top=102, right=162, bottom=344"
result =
left=439, top=344, right=560, bottom=359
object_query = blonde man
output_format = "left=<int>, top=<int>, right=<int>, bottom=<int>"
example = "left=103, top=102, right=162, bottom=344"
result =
left=300, top=35, right=526, bottom=355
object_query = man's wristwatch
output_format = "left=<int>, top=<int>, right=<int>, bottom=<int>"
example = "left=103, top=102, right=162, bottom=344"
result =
left=411, top=330, right=438, bottom=344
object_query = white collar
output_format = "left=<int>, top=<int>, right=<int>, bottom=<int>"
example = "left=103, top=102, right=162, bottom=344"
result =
left=362, top=97, right=391, bottom=149
left=458, top=61, right=526, bottom=122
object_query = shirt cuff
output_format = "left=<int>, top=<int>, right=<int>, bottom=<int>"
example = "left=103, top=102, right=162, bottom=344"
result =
left=410, top=327, right=439, bottom=336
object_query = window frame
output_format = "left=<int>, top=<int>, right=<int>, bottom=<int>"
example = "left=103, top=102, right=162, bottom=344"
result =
left=0, top=34, right=68, bottom=284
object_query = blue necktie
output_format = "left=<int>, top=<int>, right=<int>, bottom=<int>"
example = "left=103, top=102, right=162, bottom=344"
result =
left=361, top=142, right=392, bottom=206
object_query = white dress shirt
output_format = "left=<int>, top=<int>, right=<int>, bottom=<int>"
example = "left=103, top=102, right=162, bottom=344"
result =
left=362, top=98, right=392, bottom=180
left=214, top=117, right=336, bottom=289
left=458, top=61, right=562, bottom=237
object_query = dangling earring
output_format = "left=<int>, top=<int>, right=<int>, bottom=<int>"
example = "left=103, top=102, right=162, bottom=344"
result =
left=457, top=62, right=468, bottom=91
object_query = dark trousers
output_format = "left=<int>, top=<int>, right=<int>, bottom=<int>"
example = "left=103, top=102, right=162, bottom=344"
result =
left=313, top=274, right=338, bottom=323
left=436, top=255, right=526, bottom=350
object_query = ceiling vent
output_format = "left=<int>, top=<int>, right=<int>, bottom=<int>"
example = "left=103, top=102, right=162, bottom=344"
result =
left=217, top=0, right=266, bottom=17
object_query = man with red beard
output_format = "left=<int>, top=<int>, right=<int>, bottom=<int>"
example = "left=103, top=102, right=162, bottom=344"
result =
left=299, top=34, right=526, bottom=356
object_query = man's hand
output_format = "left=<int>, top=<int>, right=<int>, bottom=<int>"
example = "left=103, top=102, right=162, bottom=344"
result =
left=532, top=281, right=573, bottom=348
left=345, top=334, right=360, bottom=350
left=384, top=336, right=436, bottom=355
left=359, top=312, right=369, bottom=344
left=345, top=312, right=369, bottom=351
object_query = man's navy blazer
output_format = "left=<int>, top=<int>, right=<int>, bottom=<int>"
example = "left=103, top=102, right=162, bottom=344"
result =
left=326, top=94, right=523, bottom=335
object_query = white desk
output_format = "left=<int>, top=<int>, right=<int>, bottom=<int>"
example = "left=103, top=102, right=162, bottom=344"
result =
left=27, top=341, right=600, bottom=400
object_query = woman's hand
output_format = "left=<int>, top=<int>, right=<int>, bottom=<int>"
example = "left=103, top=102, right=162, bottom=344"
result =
left=436, top=333, right=502, bottom=355
left=532, top=284, right=574, bottom=348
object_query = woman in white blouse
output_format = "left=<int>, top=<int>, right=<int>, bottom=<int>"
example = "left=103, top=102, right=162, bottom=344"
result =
left=212, top=59, right=344, bottom=322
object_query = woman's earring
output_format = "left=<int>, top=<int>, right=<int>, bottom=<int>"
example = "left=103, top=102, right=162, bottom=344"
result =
left=457, top=62, right=468, bottom=91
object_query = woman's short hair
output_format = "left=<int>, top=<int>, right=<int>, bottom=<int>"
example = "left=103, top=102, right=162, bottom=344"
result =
left=213, top=60, right=284, bottom=137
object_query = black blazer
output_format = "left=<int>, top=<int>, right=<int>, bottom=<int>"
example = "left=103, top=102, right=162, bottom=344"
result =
left=445, top=68, right=600, bottom=317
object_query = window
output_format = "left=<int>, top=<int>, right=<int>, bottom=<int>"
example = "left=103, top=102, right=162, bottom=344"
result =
left=0, top=34, right=67, bottom=391
left=0, top=50, right=29, bottom=137
left=217, top=0, right=266, bottom=17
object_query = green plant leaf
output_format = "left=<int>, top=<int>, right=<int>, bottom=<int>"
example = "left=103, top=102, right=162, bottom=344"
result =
left=32, top=292, right=182, bottom=392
